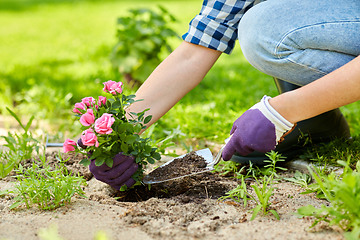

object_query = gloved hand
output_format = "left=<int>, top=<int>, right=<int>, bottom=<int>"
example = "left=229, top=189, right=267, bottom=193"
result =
left=89, top=153, right=139, bottom=190
left=222, top=95, right=295, bottom=161
left=77, top=138, right=138, bottom=190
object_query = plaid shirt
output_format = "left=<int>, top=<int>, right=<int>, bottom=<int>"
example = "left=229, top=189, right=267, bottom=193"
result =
left=183, top=0, right=263, bottom=54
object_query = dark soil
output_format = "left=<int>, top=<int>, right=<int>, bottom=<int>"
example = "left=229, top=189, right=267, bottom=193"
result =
left=144, top=151, right=209, bottom=183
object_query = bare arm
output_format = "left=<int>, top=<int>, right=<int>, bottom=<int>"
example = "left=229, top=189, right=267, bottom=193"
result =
left=127, top=41, right=222, bottom=129
left=270, top=55, right=360, bottom=123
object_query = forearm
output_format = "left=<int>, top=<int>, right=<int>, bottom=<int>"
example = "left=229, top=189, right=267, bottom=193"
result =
left=127, top=41, right=222, bottom=128
left=270, top=55, right=360, bottom=123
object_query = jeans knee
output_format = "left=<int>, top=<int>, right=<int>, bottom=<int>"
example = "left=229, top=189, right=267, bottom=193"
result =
left=237, top=2, right=280, bottom=74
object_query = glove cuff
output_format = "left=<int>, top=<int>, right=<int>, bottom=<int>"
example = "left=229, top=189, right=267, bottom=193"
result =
left=251, top=95, right=294, bottom=142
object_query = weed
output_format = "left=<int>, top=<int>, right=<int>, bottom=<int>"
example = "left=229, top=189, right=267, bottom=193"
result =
left=0, top=151, right=22, bottom=179
left=1, top=152, right=87, bottom=210
left=297, top=158, right=360, bottom=240
left=1, top=107, right=40, bottom=160
left=213, top=160, right=240, bottom=176
left=0, top=108, right=41, bottom=178
left=283, top=170, right=312, bottom=188
left=301, top=137, right=360, bottom=167
left=219, top=151, right=286, bottom=220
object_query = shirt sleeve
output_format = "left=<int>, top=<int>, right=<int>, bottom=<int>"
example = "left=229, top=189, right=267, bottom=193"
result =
left=182, top=0, right=257, bottom=54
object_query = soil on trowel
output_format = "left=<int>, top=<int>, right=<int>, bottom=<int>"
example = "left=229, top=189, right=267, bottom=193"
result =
left=144, top=151, right=208, bottom=183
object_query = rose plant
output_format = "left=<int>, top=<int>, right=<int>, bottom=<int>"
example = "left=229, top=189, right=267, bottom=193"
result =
left=63, top=80, right=161, bottom=188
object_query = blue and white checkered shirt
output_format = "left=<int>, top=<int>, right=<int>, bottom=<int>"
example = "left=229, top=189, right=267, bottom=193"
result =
left=183, top=0, right=262, bottom=54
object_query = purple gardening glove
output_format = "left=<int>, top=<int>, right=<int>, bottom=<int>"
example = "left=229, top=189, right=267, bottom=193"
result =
left=77, top=139, right=138, bottom=190
left=89, top=153, right=139, bottom=190
left=222, top=95, right=295, bottom=161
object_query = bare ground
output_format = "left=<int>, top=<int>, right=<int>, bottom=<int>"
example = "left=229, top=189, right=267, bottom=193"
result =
left=0, top=150, right=345, bottom=240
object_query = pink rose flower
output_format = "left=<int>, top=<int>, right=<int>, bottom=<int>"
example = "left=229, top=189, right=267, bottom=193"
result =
left=103, top=80, right=123, bottom=95
left=98, top=96, right=107, bottom=107
left=73, top=102, right=86, bottom=114
left=80, top=129, right=99, bottom=147
left=95, top=113, right=115, bottom=134
left=79, top=109, right=95, bottom=126
left=81, top=97, right=96, bottom=107
left=63, top=139, right=77, bottom=153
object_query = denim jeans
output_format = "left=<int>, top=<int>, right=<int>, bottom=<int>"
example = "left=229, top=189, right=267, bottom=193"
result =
left=238, top=0, right=360, bottom=86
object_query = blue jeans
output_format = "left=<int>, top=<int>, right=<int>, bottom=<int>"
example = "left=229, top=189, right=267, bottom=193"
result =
left=238, top=0, right=360, bottom=86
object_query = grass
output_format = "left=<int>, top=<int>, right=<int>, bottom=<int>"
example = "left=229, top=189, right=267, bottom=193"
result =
left=1, top=0, right=360, bottom=162
left=0, top=0, right=275, bottom=142
left=297, top=160, right=360, bottom=240
left=218, top=151, right=287, bottom=220
left=5, top=153, right=87, bottom=210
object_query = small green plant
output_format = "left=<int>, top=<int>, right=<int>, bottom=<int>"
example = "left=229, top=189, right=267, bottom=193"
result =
left=301, top=136, right=360, bottom=167
left=1, top=153, right=87, bottom=210
left=219, top=151, right=286, bottom=220
left=1, top=107, right=40, bottom=160
left=110, top=6, right=179, bottom=87
left=297, top=158, right=360, bottom=240
left=0, top=151, right=22, bottom=179
left=213, top=160, right=240, bottom=176
left=283, top=170, right=312, bottom=188
left=0, top=107, right=41, bottom=178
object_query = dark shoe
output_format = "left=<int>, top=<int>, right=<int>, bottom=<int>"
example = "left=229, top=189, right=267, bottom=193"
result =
left=230, top=79, right=351, bottom=165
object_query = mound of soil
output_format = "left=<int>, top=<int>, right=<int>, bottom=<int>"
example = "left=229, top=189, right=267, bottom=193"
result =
left=143, top=151, right=208, bottom=183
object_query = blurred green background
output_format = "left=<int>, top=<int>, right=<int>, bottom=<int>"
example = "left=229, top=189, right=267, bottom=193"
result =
left=1, top=0, right=360, bottom=148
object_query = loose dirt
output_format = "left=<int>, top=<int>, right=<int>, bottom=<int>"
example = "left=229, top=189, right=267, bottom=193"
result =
left=0, top=150, right=345, bottom=240
left=143, top=151, right=208, bottom=184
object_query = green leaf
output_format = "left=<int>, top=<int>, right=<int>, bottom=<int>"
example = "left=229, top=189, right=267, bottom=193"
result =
left=105, top=157, right=113, bottom=168
left=79, top=159, right=91, bottom=167
left=9, top=201, right=22, bottom=210
left=6, top=107, right=25, bottom=130
left=112, top=101, right=121, bottom=109
left=269, top=210, right=280, bottom=220
left=251, top=184, right=263, bottom=203
left=147, top=157, right=155, bottom=164
left=125, top=135, right=137, bottom=144
left=90, top=150, right=103, bottom=160
left=121, top=144, right=128, bottom=153
left=250, top=205, right=262, bottom=221
left=118, top=123, right=128, bottom=133
left=152, top=152, right=161, bottom=160
left=24, top=116, right=35, bottom=132
left=144, top=115, right=152, bottom=124
left=119, top=185, right=128, bottom=191
left=95, top=158, right=105, bottom=167
left=297, top=205, right=318, bottom=216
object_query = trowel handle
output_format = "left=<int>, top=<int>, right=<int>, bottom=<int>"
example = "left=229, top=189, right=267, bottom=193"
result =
left=210, top=134, right=233, bottom=167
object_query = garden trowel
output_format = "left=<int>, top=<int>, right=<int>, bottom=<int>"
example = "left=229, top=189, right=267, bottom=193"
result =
left=142, top=135, right=231, bottom=184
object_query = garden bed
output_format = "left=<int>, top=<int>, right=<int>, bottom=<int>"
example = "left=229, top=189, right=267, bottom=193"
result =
left=0, top=150, right=345, bottom=240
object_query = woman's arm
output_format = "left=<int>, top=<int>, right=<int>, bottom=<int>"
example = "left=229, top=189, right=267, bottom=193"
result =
left=127, top=41, right=222, bottom=128
left=270, top=55, right=360, bottom=123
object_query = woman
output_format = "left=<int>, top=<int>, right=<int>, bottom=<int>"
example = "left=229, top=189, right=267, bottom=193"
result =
left=90, top=0, right=360, bottom=189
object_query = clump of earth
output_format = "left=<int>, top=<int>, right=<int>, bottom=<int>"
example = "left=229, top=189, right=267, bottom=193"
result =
left=0, top=150, right=345, bottom=240
left=142, top=151, right=208, bottom=184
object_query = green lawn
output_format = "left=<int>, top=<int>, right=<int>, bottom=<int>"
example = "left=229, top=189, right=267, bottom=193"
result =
left=1, top=0, right=360, bottom=163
